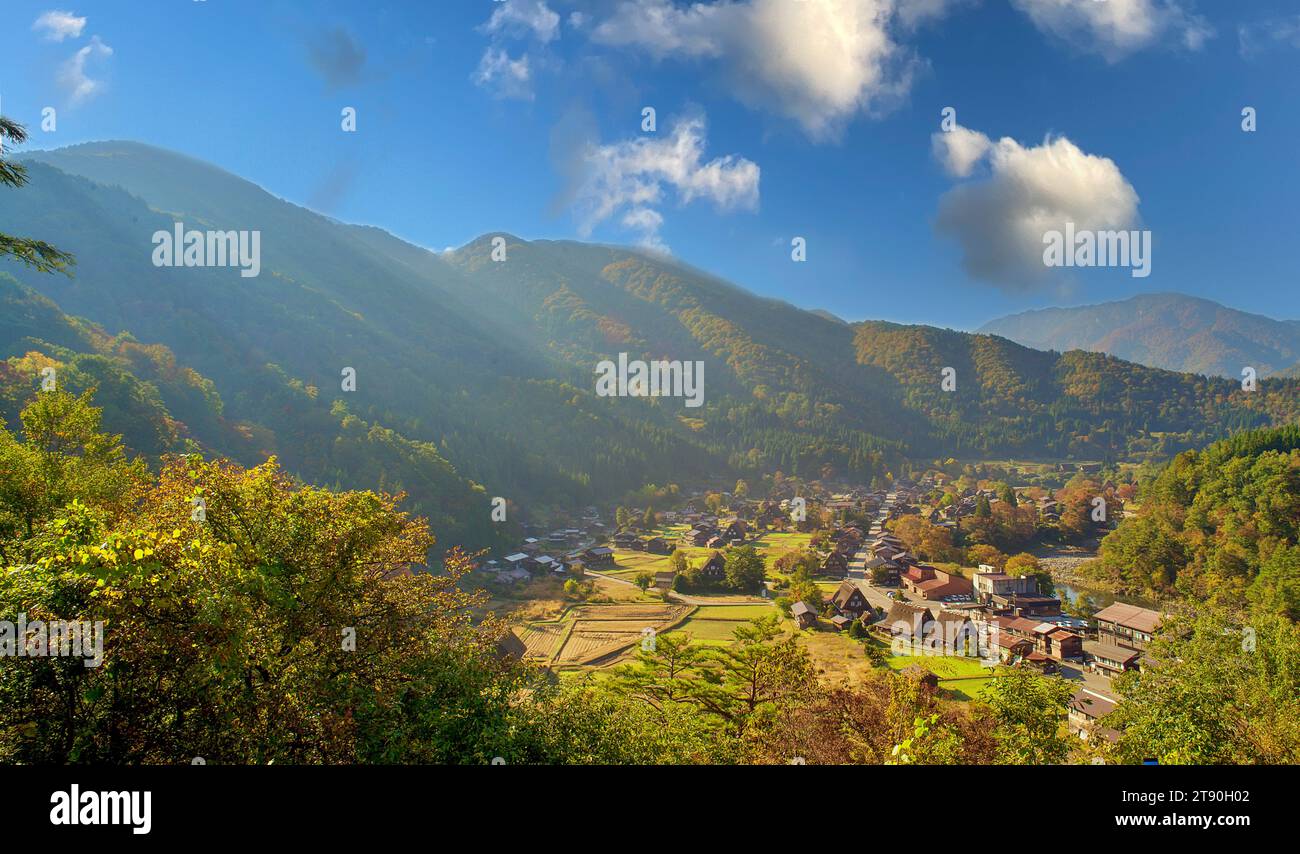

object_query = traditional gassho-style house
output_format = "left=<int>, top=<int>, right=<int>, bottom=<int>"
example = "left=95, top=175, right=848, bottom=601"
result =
left=831, top=580, right=872, bottom=619
left=612, top=531, right=641, bottom=549
left=873, top=544, right=903, bottom=562
left=653, top=570, right=677, bottom=591
left=832, top=527, right=865, bottom=554
left=863, top=555, right=901, bottom=585
left=642, top=536, right=672, bottom=554
left=495, top=631, right=527, bottom=660
left=884, top=601, right=933, bottom=642
left=700, top=551, right=727, bottom=580
left=820, top=551, right=849, bottom=578
left=581, top=546, right=616, bottom=567
left=1093, top=603, right=1164, bottom=651
left=720, top=519, right=748, bottom=542
left=891, top=551, right=920, bottom=568
left=681, top=527, right=716, bottom=547
left=791, top=601, right=818, bottom=630
left=504, top=552, right=539, bottom=574
left=931, top=611, right=979, bottom=656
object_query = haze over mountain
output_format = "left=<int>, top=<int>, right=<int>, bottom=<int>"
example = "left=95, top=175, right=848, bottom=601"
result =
left=979, top=294, right=1300, bottom=379
left=5, top=142, right=1300, bottom=551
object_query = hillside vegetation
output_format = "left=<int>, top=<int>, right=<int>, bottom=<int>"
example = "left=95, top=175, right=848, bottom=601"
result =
left=4, top=142, right=1300, bottom=553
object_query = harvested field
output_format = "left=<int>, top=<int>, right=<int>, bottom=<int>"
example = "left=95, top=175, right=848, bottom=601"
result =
left=542, top=603, right=693, bottom=666
left=518, top=623, right=567, bottom=659
left=571, top=604, right=689, bottom=622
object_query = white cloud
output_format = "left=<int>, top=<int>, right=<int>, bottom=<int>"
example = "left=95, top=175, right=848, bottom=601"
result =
left=473, top=1, right=562, bottom=101
left=1009, top=0, right=1213, bottom=61
left=589, top=0, right=918, bottom=141
left=573, top=114, right=760, bottom=252
left=621, top=208, right=669, bottom=253
left=483, top=0, right=561, bottom=44
left=1239, top=16, right=1300, bottom=58
left=472, top=47, right=534, bottom=100
left=33, top=9, right=86, bottom=42
left=896, top=0, right=969, bottom=30
left=932, top=123, right=1141, bottom=289
left=932, top=124, right=992, bottom=178
left=57, top=35, right=113, bottom=105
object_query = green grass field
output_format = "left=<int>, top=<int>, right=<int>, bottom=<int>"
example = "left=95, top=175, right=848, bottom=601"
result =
left=939, top=677, right=995, bottom=701
left=868, top=637, right=992, bottom=679
left=689, top=604, right=776, bottom=620
left=749, top=530, right=813, bottom=556
left=885, top=653, right=991, bottom=679
left=665, top=617, right=748, bottom=644
left=605, top=549, right=674, bottom=579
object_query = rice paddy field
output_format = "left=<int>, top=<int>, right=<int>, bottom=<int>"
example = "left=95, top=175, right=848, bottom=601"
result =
left=516, top=602, right=692, bottom=666
left=665, top=603, right=778, bottom=645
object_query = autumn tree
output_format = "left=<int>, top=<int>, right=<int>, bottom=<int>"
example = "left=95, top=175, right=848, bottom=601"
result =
left=1109, top=607, right=1300, bottom=764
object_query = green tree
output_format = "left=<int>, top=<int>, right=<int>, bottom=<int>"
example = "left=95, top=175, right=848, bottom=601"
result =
left=1249, top=545, right=1300, bottom=621
left=996, top=482, right=1017, bottom=507
left=0, top=389, right=146, bottom=560
left=723, top=545, right=766, bottom=592
left=0, top=117, right=74, bottom=274
left=1109, top=608, right=1300, bottom=764
left=978, top=668, right=1075, bottom=764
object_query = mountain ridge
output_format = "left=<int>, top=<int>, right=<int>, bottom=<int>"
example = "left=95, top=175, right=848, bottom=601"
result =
left=979, top=293, right=1300, bottom=378
left=5, top=141, right=1300, bottom=550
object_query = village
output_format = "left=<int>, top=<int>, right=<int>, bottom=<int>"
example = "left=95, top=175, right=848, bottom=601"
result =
left=473, top=468, right=1163, bottom=748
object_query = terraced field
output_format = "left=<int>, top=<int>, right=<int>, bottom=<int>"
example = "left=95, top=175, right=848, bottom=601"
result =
left=525, top=603, right=693, bottom=666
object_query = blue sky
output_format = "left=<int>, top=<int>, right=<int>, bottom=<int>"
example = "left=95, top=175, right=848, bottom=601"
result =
left=2, top=0, right=1298, bottom=329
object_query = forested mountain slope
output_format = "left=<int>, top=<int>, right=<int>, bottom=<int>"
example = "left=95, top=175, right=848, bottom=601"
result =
left=4, top=142, right=1300, bottom=551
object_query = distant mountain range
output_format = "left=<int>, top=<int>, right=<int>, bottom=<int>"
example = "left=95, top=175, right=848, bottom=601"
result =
left=979, top=293, right=1300, bottom=379
left=4, top=142, right=1300, bottom=550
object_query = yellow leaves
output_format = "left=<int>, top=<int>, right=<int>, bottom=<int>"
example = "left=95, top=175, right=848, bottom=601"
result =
left=134, top=549, right=145, bottom=560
